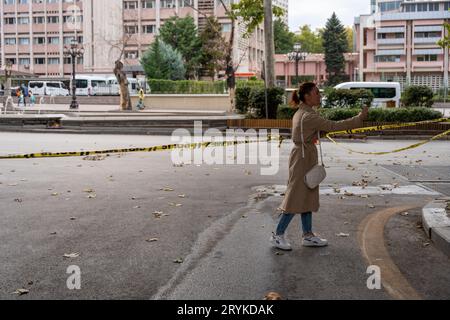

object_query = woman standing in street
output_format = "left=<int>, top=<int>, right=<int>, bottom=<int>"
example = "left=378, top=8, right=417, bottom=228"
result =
left=271, top=82, right=369, bottom=250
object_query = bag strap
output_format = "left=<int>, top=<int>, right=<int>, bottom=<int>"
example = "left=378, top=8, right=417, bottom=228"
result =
left=300, top=111, right=324, bottom=166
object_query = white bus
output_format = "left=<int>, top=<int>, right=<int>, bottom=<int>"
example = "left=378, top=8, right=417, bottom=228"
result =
left=334, top=82, right=401, bottom=108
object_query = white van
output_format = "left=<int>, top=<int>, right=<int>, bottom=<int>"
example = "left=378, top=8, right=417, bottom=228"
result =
left=107, top=77, right=142, bottom=95
left=28, top=81, right=69, bottom=96
left=334, top=82, right=401, bottom=108
left=75, top=75, right=109, bottom=96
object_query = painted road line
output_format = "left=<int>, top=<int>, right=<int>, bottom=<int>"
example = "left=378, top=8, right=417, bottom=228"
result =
left=358, top=205, right=422, bottom=300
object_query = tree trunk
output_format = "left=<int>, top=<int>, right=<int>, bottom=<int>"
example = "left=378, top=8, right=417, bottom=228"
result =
left=114, top=60, right=132, bottom=111
left=264, top=0, right=276, bottom=89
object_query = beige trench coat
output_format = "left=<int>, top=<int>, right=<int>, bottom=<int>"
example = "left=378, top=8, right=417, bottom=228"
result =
left=278, top=104, right=365, bottom=214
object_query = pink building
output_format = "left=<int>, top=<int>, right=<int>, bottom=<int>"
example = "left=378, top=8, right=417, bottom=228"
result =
left=0, top=0, right=84, bottom=77
left=275, top=53, right=359, bottom=87
left=355, top=0, right=450, bottom=92
left=0, top=0, right=267, bottom=78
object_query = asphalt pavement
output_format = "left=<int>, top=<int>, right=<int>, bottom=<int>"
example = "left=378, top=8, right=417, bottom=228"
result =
left=0, top=133, right=449, bottom=299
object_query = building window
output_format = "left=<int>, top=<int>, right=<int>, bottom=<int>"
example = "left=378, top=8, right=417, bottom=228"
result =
left=18, top=38, right=30, bottom=45
left=124, top=1, right=138, bottom=9
left=142, top=25, right=155, bottom=34
left=19, top=58, right=31, bottom=65
left=375, top=55, right=401, bottom=63
left=222, top=23, right=232, bottom=32
left=141, top=0, right=154, bottom=8
left=34, top=58, right=45, bottom=65
left=124, top=25, right=138, bottom=34
left=48, top=58, right=60, bottom=65
left=34, top=37, right=46, bottom=44
left=179, top=0, right=193, bottom=7
left=161, top=0, right=175, bottom=8
left=5, top=38, right=16, bottom=45
left=417, top=55, right=438, bottom=62
left=125, top=51, right=139, bottom=59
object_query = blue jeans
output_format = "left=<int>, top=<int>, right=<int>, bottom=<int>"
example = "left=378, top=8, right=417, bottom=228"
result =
left=276, top=212, right=312, bottom=236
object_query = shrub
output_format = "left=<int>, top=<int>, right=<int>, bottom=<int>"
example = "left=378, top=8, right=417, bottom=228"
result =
left=248, top=87, right=284, bottom=119
left=401, top=86, right=434, bottom=108
left=277, top=105, right=298, bottom=119
left=235, top=86, right=284, bottom=119
left=235, top=86, right=252, bottom=114
left=323, top=88, right=374, bottom=108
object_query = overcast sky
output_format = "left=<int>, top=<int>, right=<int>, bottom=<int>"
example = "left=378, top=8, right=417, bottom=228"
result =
left=288, top=0, right=371, bottom=32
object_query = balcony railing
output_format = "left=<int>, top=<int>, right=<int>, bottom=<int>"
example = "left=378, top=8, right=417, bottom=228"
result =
left=377, top=38, right=405, bottom=45
left=413, top=37, right=441, bottom=44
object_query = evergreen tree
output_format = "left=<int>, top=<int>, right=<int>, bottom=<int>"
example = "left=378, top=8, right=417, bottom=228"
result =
left=199, top=16, right=227, bottom=80
left=159, top=15, right=202, bottom=79
left=141, top=37, right=186, bottom=80
left=274, top=19, right=296, bottom=54
left=322, top=13, right=348, bottom=86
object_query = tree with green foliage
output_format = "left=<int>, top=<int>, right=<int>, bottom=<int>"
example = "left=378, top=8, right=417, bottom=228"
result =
left=345, top=26, right=354, bottom=52
left=159, top=15, right=202, bottom=79
left=141, top=37, right=186, bottom=80
left=295, top=25, right=323, bottom=53
left=199, top=16, right=227, bottom=81
left=274, top=19, right=296, bottom=54
left=322, top=13, right=348, bottom=86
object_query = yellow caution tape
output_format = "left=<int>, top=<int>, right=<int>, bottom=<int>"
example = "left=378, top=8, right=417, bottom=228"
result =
left=326, top=118, right=450, bottom=155
left=0, top=118, right=448, bottom=159
left=0, top=137, right=282, bottom=160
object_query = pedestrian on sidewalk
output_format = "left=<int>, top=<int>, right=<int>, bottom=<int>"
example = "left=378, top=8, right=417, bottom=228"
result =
left=271, top=82, right=369, bottom=251
left=21, top=83, right=28, bottom=107
left=29, top=90, right=36, bottom=107
left=136, top=87, right=145, bottom=110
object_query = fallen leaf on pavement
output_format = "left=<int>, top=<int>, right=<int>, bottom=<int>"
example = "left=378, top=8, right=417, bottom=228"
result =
left=336, top=233, right=350, bottom=237
left=12, top=289, right=29, bottom=296
left=153, top=211, right=163, bottom=218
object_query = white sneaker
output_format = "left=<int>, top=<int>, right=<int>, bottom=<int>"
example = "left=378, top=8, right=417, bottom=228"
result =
left=270, top=233, right=292, bottom=251
left=302, top=235, right=328, bottom=247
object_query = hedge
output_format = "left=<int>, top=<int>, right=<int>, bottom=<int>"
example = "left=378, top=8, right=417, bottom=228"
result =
left=277, top=105, right=443, bottom=122
left=148, top=79, right=227, bottom=94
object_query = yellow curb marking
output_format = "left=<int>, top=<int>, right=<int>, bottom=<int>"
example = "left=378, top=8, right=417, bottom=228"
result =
left=358, top=205, right=422, bottom=300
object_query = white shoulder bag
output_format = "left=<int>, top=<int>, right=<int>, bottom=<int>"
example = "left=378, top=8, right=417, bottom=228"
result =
left=301, top=113, right=327, bottom=189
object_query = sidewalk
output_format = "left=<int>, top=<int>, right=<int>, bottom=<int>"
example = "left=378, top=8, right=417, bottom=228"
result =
left=422, top=197, right=450, bottom=257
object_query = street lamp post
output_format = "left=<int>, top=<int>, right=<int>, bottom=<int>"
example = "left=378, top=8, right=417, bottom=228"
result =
left=64, top=39, right=84, bottom=109
left=3, top=60, right=13, bottom=112
left=288, top=43, right=308, bottom=86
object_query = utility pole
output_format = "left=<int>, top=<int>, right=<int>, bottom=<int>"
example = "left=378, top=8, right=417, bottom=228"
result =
left=264, top=0, right=276, bottom=89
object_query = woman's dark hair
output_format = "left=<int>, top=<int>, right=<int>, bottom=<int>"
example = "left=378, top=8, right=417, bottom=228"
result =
left=290, top=82, right=317, bottom=107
